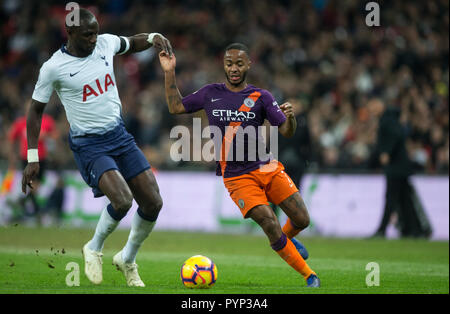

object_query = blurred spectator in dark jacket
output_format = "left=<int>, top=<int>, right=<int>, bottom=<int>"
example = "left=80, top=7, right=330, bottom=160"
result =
left=372, top=103, right=432, bottom=238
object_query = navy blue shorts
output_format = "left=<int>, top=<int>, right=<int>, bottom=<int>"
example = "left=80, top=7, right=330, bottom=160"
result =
left=68, top=122, right=150, bottom=198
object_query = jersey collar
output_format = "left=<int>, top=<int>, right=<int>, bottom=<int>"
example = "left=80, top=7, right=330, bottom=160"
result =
left=60, top=44, right=91, bottom=58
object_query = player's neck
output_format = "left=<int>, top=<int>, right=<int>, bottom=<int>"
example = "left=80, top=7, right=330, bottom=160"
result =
left=65, top=41, right=89, bottom=58
left=225, top=81, right=248, bottom=93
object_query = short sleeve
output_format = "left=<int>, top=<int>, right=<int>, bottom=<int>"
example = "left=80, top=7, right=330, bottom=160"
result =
left=100, top=33, right=122, bottom=55
left=182, top=85, right=209, bottom=113
left=32, top=61, right=55, bottom=104
left=261, top=91, right=286, bottom=126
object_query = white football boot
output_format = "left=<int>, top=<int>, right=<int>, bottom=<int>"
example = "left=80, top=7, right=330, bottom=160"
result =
left=112, top=250, right=145, bottom=287
left=82, top=242, right=103, bottom=284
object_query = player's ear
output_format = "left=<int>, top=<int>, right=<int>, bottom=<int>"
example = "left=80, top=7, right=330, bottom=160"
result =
left=66, top=24, right=79, bottom=37
left=66, top=26, right=73, bottom=36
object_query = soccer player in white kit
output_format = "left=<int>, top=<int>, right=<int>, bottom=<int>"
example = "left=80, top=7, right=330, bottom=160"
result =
left=22, top=8, right=173, bottom=287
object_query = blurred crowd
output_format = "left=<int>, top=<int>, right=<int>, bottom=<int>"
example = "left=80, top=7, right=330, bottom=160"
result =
left=0, top=0, right=448, bottom=174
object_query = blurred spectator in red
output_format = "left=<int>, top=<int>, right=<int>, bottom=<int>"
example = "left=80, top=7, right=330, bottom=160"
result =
left=7, top=105, right=58, bottom=224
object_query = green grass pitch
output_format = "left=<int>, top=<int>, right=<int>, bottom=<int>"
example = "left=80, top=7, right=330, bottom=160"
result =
left=0, top=226, right=448, bottom=294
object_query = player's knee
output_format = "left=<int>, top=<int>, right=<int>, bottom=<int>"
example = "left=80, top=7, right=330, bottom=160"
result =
left=152, top=196, right=163, bottom=214
left=113, top=193, right=134, bottom=213
left=140, top=195, right=163, bottom=220
left=293, top=211, right=310, bottom=230
left=259, top=215, right=280, bottom=236
left=291, top=199, right=310, bottom=230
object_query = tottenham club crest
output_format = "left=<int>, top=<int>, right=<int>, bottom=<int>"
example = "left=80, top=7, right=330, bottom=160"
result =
left=243, top=97, right=255, bottom=108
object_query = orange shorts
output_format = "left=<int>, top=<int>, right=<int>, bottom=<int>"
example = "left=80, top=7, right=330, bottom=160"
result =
left=223, top=161, right=299, bottom=218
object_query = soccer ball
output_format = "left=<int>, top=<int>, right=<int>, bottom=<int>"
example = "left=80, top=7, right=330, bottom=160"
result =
left=180, top=255, right=218, bottom=288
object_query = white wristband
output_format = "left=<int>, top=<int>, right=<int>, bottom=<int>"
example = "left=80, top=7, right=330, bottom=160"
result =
left=147, top=33, right=162, bottom=45
left=27, top=149, right=39, bottom=163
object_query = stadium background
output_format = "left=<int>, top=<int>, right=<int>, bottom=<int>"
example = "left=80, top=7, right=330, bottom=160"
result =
left=0, top=0, right=448, bottom=239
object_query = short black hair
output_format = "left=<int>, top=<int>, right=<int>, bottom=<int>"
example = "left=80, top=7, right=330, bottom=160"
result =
left=225, top=43, right=249, bottom=55
left=79, top=8, right=96, bottom=21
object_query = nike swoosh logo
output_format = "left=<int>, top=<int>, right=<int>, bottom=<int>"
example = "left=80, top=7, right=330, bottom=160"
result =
left=70, top=71, right=81, bottom=77
left=211, top=98, right=221, bottom=102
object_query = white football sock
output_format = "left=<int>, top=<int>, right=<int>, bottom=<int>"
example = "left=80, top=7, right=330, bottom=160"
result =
left=88, top=206, right=120, bottom=252
left=122, top=210, right=156, bottom=263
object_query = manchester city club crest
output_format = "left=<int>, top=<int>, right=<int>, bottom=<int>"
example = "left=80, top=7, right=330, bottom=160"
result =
left=243, top=97, right=255, bottom=108
left=238, top=199, right=245, bottom=209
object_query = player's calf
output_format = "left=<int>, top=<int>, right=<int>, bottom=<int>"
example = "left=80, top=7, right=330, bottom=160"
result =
left=271, top=233, right=319, bottom=287
left=247, top=205, right=317, bottom=287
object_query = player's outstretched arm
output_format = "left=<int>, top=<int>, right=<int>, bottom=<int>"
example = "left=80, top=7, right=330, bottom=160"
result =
left=125, top=33, right=172, bottom=55
left=21, top=99, right=46, bottom=193
left=279, top=102, right=297, bottom=138
left=159, top=51, right=186, bottom=114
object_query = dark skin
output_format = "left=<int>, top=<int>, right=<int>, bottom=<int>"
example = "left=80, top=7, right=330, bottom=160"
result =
left=247, top=193, right=310, bottom=244
left=159, top=49, right=309, bottom=245
left=223, top=50, right=250, bottom=92
left=65, top=14, right=172, bottom=58
left=22, top=12, right=170, bottom=218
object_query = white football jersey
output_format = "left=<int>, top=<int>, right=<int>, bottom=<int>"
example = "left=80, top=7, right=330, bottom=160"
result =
left=32, top=34, right=125, bottom=136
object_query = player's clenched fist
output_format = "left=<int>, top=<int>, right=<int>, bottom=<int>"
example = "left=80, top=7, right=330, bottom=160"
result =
left=280, top=102, right=294, bottom=118
left=159, top=51, right=176, bottom=72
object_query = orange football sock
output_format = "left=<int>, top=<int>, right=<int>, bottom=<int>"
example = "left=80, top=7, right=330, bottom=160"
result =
left=272, top=233, right=315, bottom=280
left=282, top=218, right=302, bottom=239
